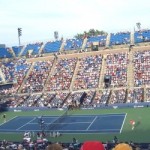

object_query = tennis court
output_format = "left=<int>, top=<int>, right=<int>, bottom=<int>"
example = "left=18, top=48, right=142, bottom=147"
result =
left=0, top=113, right=126, bottom=134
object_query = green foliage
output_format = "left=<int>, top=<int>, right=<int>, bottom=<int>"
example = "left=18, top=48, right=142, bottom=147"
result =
left=74, top=29, right=107, bottom=39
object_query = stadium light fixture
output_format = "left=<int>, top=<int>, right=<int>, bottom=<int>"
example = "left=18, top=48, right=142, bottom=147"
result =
left=17, top=28, right=22, bottom=46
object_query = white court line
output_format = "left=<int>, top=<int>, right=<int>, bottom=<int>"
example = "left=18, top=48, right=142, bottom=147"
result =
left=68, top=114, right=125, bottom=118
left=17, top=128, right=120, bottom=132
left=86, top=116, right=97, bottom=130
left=29, top=122, right=91, bottom=125
left=0, top=116, right=17, bottom=126
left=16, top=117, right=36, bottom=131
left=120, top=113, right=127, bottom=133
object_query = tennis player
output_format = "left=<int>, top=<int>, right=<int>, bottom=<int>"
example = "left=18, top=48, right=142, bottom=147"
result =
left=2, top=114, right=6, bottom=123
left=130, top=120, right=135, bottom=130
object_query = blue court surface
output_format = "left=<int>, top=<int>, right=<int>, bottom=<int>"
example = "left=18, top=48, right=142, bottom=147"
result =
left=0, top=113, right=126, bottom=134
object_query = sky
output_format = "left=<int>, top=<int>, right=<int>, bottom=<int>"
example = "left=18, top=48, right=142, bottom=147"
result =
left=0, top=0, right=150, bottom=46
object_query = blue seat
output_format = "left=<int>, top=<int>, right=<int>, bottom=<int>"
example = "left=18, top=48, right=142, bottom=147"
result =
left=21, top=43, right=42, bottom=56
left=0, top=48, right=13, bottom=58
left=12, top=46, right=23, bottom=57
left=64, top=39, right=83, bottom=50
left=110, top=32, right=130, bottom=46
left=134, top=30, right=150, bottom=43
left=43, top=40, right=62, bottom=53
left=86, top=35, right=106, bottom=47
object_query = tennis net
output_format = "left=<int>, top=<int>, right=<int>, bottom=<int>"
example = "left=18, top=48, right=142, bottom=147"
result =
left=48, top=110, right=68, bottom=130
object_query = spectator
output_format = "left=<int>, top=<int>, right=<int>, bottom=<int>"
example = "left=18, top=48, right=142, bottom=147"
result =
left=47, top=143, right=63, bottom=150
left=104, top=53, right=128, bottom=87
left=113, top=143, right=132, bottom=150
left=74, top=55, right=102, bottom=90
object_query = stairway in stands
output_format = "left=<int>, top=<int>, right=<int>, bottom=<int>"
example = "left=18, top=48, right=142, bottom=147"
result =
left=124, top=89, right=128, bottom=103
left=81, top=37, right=88, bottom=50
left=19, top=45, right=26, bottom=56
left=8, top=47, right=16, bottom=57
left=70, top=58, right=80, bottom=91
left=127, top=51, right=134, bottom=88
left=99, top=55, right=106, bottom=89
left=0, top=68, right=6, bottom=83
left=106, top=90, right=112, bottom=105
left=43, top=58, right=57, bottom=92
left=38, top=43, right=45, bottom=55
left=59, top=39, right=65, bottom=52
left=105, top=33, right=110, bottom=47
left=18, top=62, right=35, bottom=93
left=130, top=30, right=135, bottom=45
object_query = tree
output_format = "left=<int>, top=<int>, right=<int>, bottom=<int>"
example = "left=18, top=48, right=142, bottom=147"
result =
left=74, top=29, right=107, bottom=39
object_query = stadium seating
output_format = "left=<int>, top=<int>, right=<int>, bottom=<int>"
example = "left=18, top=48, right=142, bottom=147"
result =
left=64, top=38, right=83, bottom=50
left=43, top=40, right=62, bottom=53
left=0, top=58, right=31, bottom=94
left=82, top=90, right=95, bottom=106
left=127, top=88, right=144, bottom=103
left=133, top=50, right=150, bottom=87
left=104, top=52, right=128, bottom=87
left=21, top=43, right=42, bottom=56
left=40, top=92, right=69, bottom=108
left=46, top=58, right=77, bottom=91
left=1, top=61, right=15, bottom=83
left=21, top=60, right=53, bottom=93
left=12, top=46, right=23, bottom=57
left=50, top=92, right=68, bottom=108
left=86, top=35, right=106, bottom=47
left=109, top=89, right=126, bottom=104
left=134, top=29, right=150, bottom=43
left=1, top=29, right=150, bottom=150
left=0, top=48, right=13, bottom=58
left=92, top=90, right=110, bottom=107
left=1, top=31, right=150, bottom=108
left=110, top=32, right=130, bottom=46
left=64, top=91, right=84, bottom=107
left=73, top=55, right=102, bottom=90
left=146, top=88, right=150, bottom=102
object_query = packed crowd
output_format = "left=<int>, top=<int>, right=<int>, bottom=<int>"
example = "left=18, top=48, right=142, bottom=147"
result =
left=109, top=89, right=126, bottom=104
left=64, top=91, right=83, bottom=108
left=64, top=91, right=95, bottom=108
left=92, top=90, right=110, bottom=107
left=0, top=95, right=27, bottom=108
left=82, top=91, right=95, bottom=106
left=24, top=94, right=42, bottom=107
left=46, top=58, right=77, bottom=91
left=21, top=60, right=53, bottom=93
left=49, top=92, right=68, bottom=108
left=0, top=58, right=31, bottom=95
left=0, top=50, right=150, bottom=108
left=2, top=92, right=70, bottom=108
left=73, top=55, right=102, bottom=90
left=127, top=88, right=144, bottom=103
left=1, top=87, right=147, bottom=109
left=146, top=88, right=150, bottom=102
left=133, top=50, right=150, bottom=87
left=105, top=53, right=128, bottom=87
left=0, top=136, right=146, bottom=150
